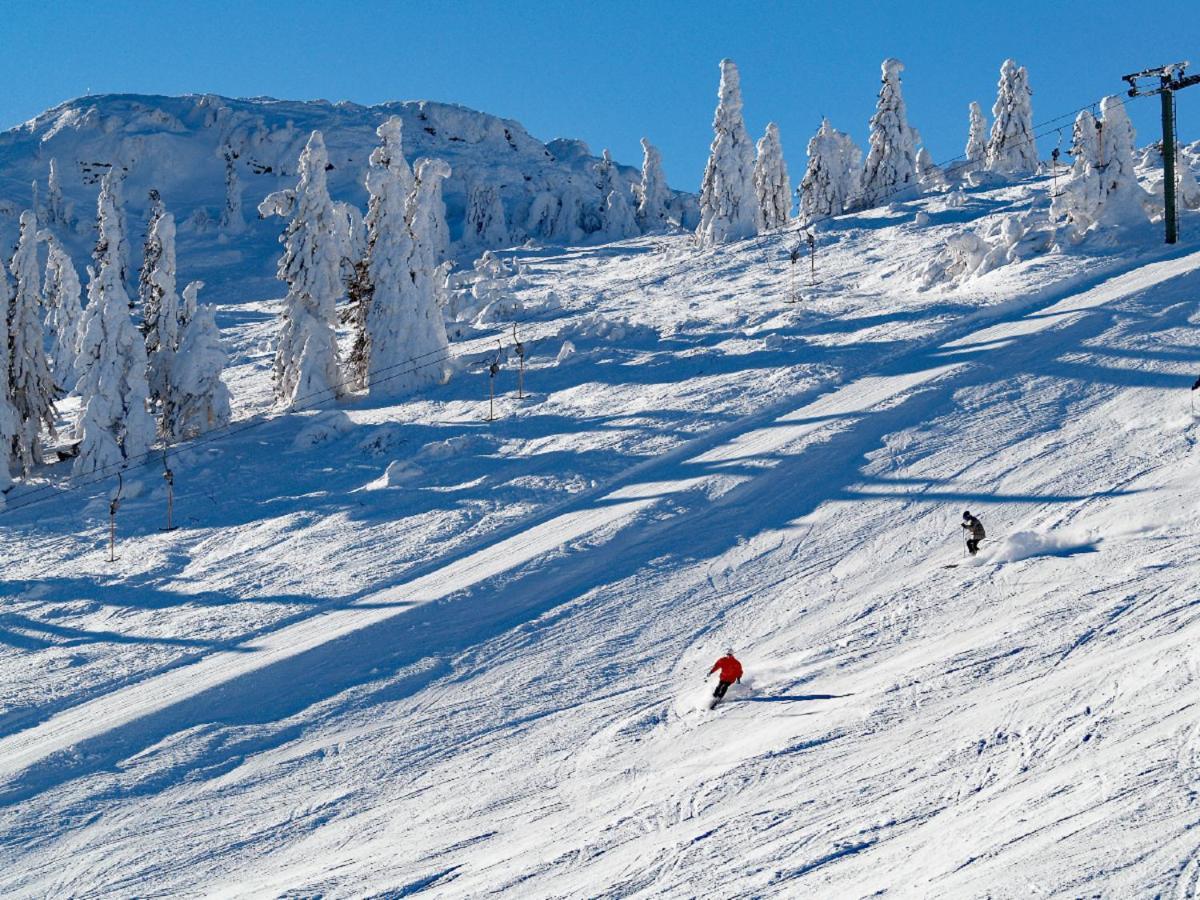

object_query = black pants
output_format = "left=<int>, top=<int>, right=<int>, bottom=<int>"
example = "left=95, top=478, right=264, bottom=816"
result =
left=967, top=538, right=981, bottom=555
left=713, top=680, right=733, bottom=699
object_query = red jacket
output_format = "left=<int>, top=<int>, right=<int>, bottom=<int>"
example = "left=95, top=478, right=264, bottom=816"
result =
left=709, top=655, right=743, bottom=682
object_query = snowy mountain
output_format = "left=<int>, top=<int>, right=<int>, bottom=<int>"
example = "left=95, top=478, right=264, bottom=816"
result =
left=0, top=93, right=695, bottom=279
left=4, top=84, right=1200, bottom=895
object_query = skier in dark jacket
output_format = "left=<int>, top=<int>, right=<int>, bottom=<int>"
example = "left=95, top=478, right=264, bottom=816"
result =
left=962, top=510, right=986, bottom=555
left=708, top=650, right=744, bottom=704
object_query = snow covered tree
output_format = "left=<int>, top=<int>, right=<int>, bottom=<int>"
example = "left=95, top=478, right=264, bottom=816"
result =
left=986, top=59, right=1038, bottom=175
left=139, top=192, right=167, bottom=335
left=696, top=58, right=759, bottom=246
left=463, top=180, right=509, bottom=252
left=73, top=173, right=155, bottom=476
left=31, top=181, right=43, bottom=228
left=362, top=149, right=452, bottom=399
left=352, top=117, right=414, bottom=390
left=141, top=211, right=183, bottom=424
left=8, top=212, right=57, bottom=474
left=603, top=185, right=639, bottom=240
left=917, top=147, right=946, bottom=190
left=635, top=138, right=672, bottom=229
left=93, top=168, right=132, bottom=292
left=166, top=281, right=230, bottom=440
left=219, top=141, right=245, bottom=233
left=799, top=119, right=862, bottom=223
left=46, top=158, right=72, bottom=228
left=525, top=188, right=585, bottom=244
left=754, top=122, right=791, bottom=230
left=860, top=58, right=921, bottom=208
left=593, top=149, right=638, bottom=240
left=965, top=101, right=988, bottom=170
left=259, top=130, right=344, bottom=408
left=1052, top=99, right=1150, bottom=237
left=40, top=231, right=83, bottom=390
left=348, top=117, right=411, bottom=389
left=0, top=263, right=18, bottom=500
left=394, top=157, right=453, bottom=393
left=424, top=166, right=450, bottom=264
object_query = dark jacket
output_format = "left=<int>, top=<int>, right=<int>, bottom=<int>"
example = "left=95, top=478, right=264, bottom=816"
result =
left=962, top=515, right=985, bottom=540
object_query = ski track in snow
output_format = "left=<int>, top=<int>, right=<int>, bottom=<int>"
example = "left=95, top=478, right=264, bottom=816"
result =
left=3, top=176, right=1200, bottom=896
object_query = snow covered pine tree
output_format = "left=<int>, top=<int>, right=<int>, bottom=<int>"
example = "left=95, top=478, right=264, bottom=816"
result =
left=986, top=59, right=1038, bottom=175
left=40, top=232, right=84, bottom=391
left=799, top=119, right=862, bottom=223
left=860, top=58, right=921, bottom=208
left=696, top=59, right=759, bottom=246
left=8, top=211, right=57, bottom=473
left=73, top=172, right=155, bottom=476
left=259, top=130, right=345, bottom=409
left=753, top=122, right=791, bottom=231
left=141, top=209, right=184, bottom=431
left=964, top=101, right=989, bottom=174
left=635, top=138, right=672, bottom=230
left=167, top=281, right=231, bottom=440
left=0, top=260, right=19, bottom=502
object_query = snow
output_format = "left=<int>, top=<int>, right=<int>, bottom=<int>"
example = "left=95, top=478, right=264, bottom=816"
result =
left=2, top=90, right=1200, bottom=897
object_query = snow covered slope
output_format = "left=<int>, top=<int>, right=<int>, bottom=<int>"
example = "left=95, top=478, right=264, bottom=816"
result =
left=3, top=159, right=1200, bottom=895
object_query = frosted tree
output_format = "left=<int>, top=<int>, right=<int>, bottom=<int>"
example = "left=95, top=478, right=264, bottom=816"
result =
left=917, top=147, right=946, bottom=190
left=986, top=59, right=1038, bottom=175
left=73, top=174, right=155, bottom=476
left=31, top=181, right=43, bottom=228
left=696, top=59, right=759, bottom=246
left=425, top=166, right=450, bottom=264
left=1052, top=99, right=1150, bottom=237
left=635, top=138, right=672, bottom=229
left=363, top=151, right=451, bottom=399
left=395, top=157, right=454, bottom=393
left=348, top=117, right=411, bottom=389
left=0, top=264, right=17, bottom=500
left=8, top=212, right=57, bottom=473
left=40, top=231, right=84, bottom=389
left=220, top=141, right=245, bottom=233
left=259, top=130, right=344, bottom=408
left=754, top=122, right=791, bottom=230
left=604, top=186, right=639, bottom=240
left=93, top=168, right=132, bottom=292
left=860, top=58, right=921, bottom=207
left=166, top=281, right=230, bottom=440
left=46, top=159, right=72, bottom=228
left=463, top=180, right=509, bottom=252
left=965, top=102, right=988, bottom=170
left=351, top=117, right=412, bottom=389
left=799, top=119, right=862, bottom=222
left=139, top=192, right=167, bottom=339
left=593, top=149, right=638, bottom=240
left=141, top=211, right=183, bottom=423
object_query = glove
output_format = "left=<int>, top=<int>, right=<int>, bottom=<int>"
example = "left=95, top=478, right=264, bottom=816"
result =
left=736, top=678, right=741, bottom=684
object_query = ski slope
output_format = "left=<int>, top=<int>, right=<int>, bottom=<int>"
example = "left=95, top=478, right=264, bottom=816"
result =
left=3, top=168, right=1200, bottom=896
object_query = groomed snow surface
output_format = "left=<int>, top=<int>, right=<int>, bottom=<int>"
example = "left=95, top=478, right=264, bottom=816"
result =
left=3, top=170, right=1200, bottom=897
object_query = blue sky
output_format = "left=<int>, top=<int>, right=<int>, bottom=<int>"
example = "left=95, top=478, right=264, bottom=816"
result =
left=3, top=0, right=1198, bottom=189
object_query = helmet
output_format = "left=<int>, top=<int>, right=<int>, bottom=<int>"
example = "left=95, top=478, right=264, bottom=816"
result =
left=963, top=510, right=971, bottom=519
left=725, top=648, right=735, bottom=657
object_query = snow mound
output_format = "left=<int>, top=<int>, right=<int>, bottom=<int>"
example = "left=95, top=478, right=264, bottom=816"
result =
left=290, top=410, right=355, bottom=450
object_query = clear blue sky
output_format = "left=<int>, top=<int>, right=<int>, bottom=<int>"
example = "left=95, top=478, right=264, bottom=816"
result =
left=3, top=0, right=1199, bottom=189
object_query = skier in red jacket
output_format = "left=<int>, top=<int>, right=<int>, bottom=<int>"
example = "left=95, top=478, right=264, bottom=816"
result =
left=707, top=650, right=743, bottom=705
